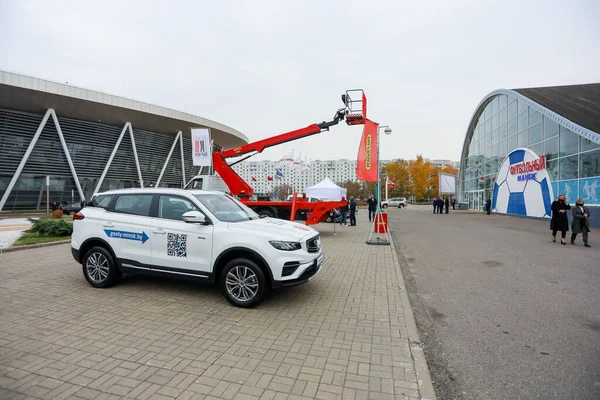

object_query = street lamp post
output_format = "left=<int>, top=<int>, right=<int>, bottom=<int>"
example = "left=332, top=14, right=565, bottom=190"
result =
left=376, top=125, right=392, bottom=209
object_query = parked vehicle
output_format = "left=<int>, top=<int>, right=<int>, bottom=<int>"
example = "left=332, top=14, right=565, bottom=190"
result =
left=71, top=188, right=324, bottom=307
left=381, top=197, right=408, bottom=209
left=63, top=203, right=82, bottom=215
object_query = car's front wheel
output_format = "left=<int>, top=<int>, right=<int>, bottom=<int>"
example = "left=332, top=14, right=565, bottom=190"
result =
left=220, top=259, right=267, bottom=307
left=82, top=246, right=121, bottom=288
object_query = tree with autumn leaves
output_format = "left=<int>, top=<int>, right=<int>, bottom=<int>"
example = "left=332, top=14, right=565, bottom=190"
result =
left=385, top=155, right=458, bottom=201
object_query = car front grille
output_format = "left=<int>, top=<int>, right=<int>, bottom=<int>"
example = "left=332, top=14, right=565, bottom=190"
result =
left=306, top=235, right=320, bottom=253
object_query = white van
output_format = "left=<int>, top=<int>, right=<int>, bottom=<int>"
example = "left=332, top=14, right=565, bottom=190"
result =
left=185, top=174, right=229, bottom=193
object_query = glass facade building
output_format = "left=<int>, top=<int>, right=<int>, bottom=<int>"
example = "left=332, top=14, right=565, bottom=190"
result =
left=459, top=86, right=600, bottom=219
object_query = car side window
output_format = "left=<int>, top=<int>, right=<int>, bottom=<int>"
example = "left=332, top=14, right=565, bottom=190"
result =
left=158, top=195, right=199, bottom=221
left=90, top=195, right=114, bottom=210
left=113, top=194, right=153, bottom=217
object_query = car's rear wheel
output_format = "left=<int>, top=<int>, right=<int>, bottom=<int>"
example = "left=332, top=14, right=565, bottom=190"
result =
left=82, top=246, right=121, bottom=288
left=220, top=259, right=267, bottom=307
left=399, top=204, right=404, bottom=208
left=382, top=204, right=388, bottom=209
left=69, top=210, right=76, bottom=215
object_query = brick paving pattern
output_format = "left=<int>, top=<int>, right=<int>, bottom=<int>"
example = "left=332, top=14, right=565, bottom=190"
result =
left=0, top=213, right=421, bottom=399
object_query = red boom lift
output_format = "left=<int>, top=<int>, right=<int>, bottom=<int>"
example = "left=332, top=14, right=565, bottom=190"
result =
left=201, top=90, right=367, bottom=225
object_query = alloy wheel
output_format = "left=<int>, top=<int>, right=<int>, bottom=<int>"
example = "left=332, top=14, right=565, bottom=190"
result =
left=225, top=266, right=259, bottom=301
left=85, top=252, right=109, bottom=284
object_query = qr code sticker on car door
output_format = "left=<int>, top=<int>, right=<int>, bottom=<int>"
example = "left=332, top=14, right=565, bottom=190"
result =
left=167, top=233, right=187, bottom=257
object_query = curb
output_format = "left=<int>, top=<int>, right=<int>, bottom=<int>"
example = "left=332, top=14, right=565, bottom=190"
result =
left=389, top=232, right=437, bottom=400
left=0, top=240, right=71, bottom=254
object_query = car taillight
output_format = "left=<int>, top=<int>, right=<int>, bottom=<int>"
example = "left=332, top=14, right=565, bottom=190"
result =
left=73, top=212, right=85, bottom=220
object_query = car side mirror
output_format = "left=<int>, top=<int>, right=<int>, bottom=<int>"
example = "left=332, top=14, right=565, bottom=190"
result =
left=183, top=211, right=209, bottom=224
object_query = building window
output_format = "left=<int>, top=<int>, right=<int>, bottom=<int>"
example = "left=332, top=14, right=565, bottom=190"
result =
left=530, top=142, right=542, bottom=157
left=529, top=123, right=542, bottom=145
left=546, top=159, right=559, bottom=181
left=582, top=137, right=600, bottom=153
left=559, top=155, right=578, bottom=180
left=517, top=111, right=529, bottom=132
left=543, top=116, right=559, bottom=139
left=544, top=136, right=559, bottom=161
left=508, top=134, right=518, bottom=153
left=508, top=117, right=518, bottom=137
left=518, top=129, right=528, bottom=147
left=508, top=100, right=518, bottom=120
left=518, top=99, right=528, bottom=114
left=580, top=149, right=600, bottom=178
left=559, top=126, right=579, bottom=157
left=499, top=123, right=508, bottom=140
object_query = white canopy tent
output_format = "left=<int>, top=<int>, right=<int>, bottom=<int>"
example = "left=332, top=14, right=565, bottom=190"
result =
left=305, top=178, right=347, bottom=201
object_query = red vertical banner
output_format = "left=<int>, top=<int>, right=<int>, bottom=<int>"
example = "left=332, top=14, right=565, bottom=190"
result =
left=356, top=120, right=378, bottom=182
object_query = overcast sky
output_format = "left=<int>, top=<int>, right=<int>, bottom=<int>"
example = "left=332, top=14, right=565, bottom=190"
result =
left=1, top=0, right=599, bottom=163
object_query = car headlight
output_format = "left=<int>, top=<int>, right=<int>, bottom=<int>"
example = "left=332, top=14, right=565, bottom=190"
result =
left=269, top=241, right=302, bottom=251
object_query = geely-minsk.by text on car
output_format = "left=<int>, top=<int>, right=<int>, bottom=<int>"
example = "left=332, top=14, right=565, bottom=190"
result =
left=70, top=188, right=324, bottom=307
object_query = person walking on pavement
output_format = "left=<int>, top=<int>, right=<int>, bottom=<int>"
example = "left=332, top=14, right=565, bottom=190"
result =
left=433, top=197, right=438, bottom=214
left=571, top=199, right=591, bottom=247
left=437, top=198, right=443, bottom=215
left=367, top=194, right=377, bottom=222
left=445, top=197, right=450, bottom=214
left=339, top=197, right=348, bottom=226
left=349, top=196, right=357, bottom=226
left=452, top=197, right=456, bottom=210
left=550, top=194, right=571, bottom=245
left=486, top=198, right=492, bottom=215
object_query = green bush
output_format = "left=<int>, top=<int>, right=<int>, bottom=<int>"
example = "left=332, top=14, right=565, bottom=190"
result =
left=27, top=218, right=73, bottom=237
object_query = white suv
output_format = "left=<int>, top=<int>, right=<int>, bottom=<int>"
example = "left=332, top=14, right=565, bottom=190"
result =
left=71, top=188, right=323, bottom=307
left=381, top=197, right=408, bottom=209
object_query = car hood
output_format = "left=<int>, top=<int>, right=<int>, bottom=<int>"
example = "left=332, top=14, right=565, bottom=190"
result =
left=227, top=218, right=317, bottom=241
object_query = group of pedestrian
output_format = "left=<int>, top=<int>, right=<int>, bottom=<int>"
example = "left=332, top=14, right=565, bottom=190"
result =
left=550, top=195, right=591, bottom=247
left=339, top=196, right=357, bottom=226
left=433, top=196, right=453, bottom=214
left=337, top=194, right=378, bottom=227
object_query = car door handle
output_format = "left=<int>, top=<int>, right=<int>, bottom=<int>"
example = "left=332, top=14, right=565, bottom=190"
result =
left=153, top=230, right=166, bottom=235
left=103, top=223, right=114, bottom=228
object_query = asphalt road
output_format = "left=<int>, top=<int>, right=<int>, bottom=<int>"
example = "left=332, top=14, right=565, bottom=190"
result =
left=388, top=205, right=600, bottom=400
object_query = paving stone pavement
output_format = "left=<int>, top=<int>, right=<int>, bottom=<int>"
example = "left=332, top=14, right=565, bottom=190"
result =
left=0, top=212, right=429, bottom=400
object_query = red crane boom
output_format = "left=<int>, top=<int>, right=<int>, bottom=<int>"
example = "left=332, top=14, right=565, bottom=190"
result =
left=213, top=109, right=346, bottom=196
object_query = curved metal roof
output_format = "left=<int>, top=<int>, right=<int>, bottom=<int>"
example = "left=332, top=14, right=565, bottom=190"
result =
left=514, top=83, right=600, bottom=135
left=0, top=70, right=248, bottom=149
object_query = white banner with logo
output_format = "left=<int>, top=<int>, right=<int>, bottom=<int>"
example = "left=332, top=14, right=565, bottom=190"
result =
left=191, top=128, right=212, bottom=166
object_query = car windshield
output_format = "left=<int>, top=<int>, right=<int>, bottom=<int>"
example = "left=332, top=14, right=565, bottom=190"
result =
left=194, top=193, right=259, bottom=222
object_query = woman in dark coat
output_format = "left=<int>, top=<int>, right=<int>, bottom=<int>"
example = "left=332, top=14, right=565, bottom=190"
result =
left=550, top=194, right=571, bottom=245
left=571, top=199, right=591, bottom=247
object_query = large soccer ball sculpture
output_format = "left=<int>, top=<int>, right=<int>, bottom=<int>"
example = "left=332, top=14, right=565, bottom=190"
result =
left=492, top=148, right=554, bottom=217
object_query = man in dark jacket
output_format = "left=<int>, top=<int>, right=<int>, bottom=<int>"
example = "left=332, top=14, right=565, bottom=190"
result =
left=339, top=197, right=349, bottom=226
left=571, top=199, right=591, bottom=247
left=433, top=197, right=438, bottom=214
left=349, top=196, right=357, bottom=226
left=444, top=197, right=450, bottom=214
left=367, top=194, right=377, bottom=222
left=486, top=198, right=492, bottom=215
